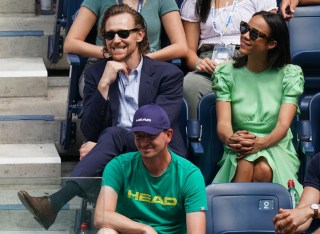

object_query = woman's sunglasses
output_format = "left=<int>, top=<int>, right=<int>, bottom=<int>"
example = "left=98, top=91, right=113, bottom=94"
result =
left=101, top=28, right=139, bottom=40
left=240, top=21, right=272, bottom=41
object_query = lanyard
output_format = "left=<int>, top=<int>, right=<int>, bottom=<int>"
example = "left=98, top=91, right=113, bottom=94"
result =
left=118, top=0, right=143, bottom=13
left=210, top=0, right=238, bottom=42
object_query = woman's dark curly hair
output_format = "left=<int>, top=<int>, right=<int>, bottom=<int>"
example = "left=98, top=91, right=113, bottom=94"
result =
left=100, top=4, right=149, bottom=55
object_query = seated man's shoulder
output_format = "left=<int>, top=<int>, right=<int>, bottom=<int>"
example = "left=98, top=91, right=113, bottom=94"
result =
left=143, top=56, right=183, bottom=74
left=86, top=59, right=108, bottom=74
left=172, top=152, right=200, bottom=172
left=117, top=151, right=140, bottom=161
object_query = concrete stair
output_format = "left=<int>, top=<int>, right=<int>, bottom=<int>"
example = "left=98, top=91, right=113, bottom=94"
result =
left=0, top=1, right=87, bottom=231
left=0, top=0, right=35, bottom=14
left=0, top=58, right=47, bottom=97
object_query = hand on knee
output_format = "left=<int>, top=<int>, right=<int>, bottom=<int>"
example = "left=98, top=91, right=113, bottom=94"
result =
left=79, top=141, right=97, bottom=160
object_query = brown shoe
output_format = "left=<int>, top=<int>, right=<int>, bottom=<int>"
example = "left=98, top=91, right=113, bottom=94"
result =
left=17, top=190, right=57, bottom=230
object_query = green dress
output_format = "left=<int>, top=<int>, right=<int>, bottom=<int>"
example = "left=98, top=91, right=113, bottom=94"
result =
left=212, top=62, right=304, bottom=195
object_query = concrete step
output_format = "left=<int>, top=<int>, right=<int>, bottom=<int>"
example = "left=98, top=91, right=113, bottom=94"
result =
left=0, top=57, right=47, bottom=97
left=0, top=0, right=35, bottom=14
left=0, top=14, right=55, bottom=33
left=0, top=143, right=61, bottom=181
left=0, top=86, right=66, bottom=143
left=0, top=8, right=69, bottom=67
left=0, top=84, right=85, bottom=155
left=0, top=27, right=69, bottom=69
left=0, top=34, right=47, bottom=58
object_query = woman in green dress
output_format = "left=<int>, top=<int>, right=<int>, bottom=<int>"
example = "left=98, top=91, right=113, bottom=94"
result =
left=212, top=11, right=304, bottom=195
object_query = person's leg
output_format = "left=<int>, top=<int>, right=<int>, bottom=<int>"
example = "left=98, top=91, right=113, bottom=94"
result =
left=18, top=127, right=136, bottom=229
left=233, top=159, right=254, bottom=182
left=70, top=127, right=136, bottom=178
left=252, top=158, right=272, bottom=182
left=52, top=126, right=137, bottom=204
left=183, top=71, right=212, bottom=119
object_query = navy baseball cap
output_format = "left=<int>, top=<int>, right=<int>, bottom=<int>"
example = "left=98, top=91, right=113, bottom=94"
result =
left=130, top=104, right=170, bottom=134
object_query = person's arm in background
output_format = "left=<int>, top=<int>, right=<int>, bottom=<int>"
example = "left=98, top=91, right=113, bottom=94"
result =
left=273, top=153, right=320, bottom=233
left=273, top=186, right=319, bottom=233
left=182, top=20, right=216, bottom=73
left=216, top=101, right=234, bottom=145
left=64, top=6, right=105, bottom=58
left=146, top=11, right=188, bottom=61
left=94, top=186, right=157, bottom=233
left=186, top=212, right=206, bottom=234
left=280, top=0, right=320, bottom=20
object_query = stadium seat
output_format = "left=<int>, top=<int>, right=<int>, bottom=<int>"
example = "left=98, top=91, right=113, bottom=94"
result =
left=48, top=0, right=83, bottom=64
left=205, top=182, right=292, bottom=234
left=188, top=93, right=223, bottom=185
left=288, top=5, right=320, bottom=120
left=180, top=98, right=189, bottom=148
left=298, top=92, right=320, bottom=179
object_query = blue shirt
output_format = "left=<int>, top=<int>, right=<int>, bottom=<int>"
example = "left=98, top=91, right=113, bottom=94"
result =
left=117, top=57, right=143, bottom=129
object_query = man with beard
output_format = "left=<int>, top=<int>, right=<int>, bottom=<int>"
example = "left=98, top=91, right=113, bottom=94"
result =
left=17, top=4, right=186, bottom=230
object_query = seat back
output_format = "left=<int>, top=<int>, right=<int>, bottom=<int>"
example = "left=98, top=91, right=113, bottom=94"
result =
left=288, top=5, right=320, bottom=119
left=206, top=183, right=292, bottom=234
left=298, top=93, right=320, bottom=181
left=48, top=0, right=84, bottom=64
left=308, top=92, right=320, bottom=154
left=180, top=99, right=189, bottom=148
left=196, top=93, right=224, bottom=185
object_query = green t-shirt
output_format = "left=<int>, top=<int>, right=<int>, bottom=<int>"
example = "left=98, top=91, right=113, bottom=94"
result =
left=82, top=0, right=179, bottom=52
left=102, top=150, right=207, bottom=234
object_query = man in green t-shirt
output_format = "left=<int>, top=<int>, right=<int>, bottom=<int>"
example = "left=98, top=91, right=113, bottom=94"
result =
left=94, top=104, right=207, bottom=234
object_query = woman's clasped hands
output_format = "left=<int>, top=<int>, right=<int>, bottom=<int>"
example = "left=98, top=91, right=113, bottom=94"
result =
left=228, top=130, right=265, bottom=160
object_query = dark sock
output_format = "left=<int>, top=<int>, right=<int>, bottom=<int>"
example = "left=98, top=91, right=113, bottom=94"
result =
left=49, top=181, right=83, bottom=214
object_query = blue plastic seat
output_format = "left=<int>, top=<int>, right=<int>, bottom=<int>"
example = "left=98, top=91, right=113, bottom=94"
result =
left=48, top=0, right=83, bottom=64
left=194, top=93, right=223, bottom=185
left=298, top=92, right=320, bottom=178
left=205, top=183, right=292, bottom=234
left=288, top=5, right=320, bottom=119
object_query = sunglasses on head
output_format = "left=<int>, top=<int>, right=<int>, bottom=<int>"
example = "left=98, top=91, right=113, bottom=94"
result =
left=101, top=28, right=140, bottom=40
left=240, top=21, right=272, bottom=41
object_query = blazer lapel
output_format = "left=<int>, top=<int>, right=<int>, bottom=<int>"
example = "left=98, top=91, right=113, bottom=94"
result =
left=139, top=57, right=156, bottom=107
left=108, top=77, right=120, bottom=126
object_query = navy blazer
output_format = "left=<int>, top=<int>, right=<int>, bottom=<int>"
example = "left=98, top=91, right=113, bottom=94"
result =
left=81, top=56, right=186, bottom=157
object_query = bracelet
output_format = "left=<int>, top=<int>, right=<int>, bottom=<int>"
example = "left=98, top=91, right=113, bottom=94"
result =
left=195, top=60, right=201, bottom=71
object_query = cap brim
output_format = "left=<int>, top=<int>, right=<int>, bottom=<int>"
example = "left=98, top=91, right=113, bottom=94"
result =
left=129, top=126, right=163, bottom=135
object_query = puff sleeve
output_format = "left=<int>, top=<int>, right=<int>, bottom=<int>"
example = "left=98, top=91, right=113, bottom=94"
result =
left=282, top=64, right=304, bottom=109
left=212, top=63, right=235, bottom=102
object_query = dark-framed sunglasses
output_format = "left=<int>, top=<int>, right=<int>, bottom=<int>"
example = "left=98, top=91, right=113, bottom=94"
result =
left=101, top=28, right=140, bottom=40
left=240, top=21, right=272, bottom=41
